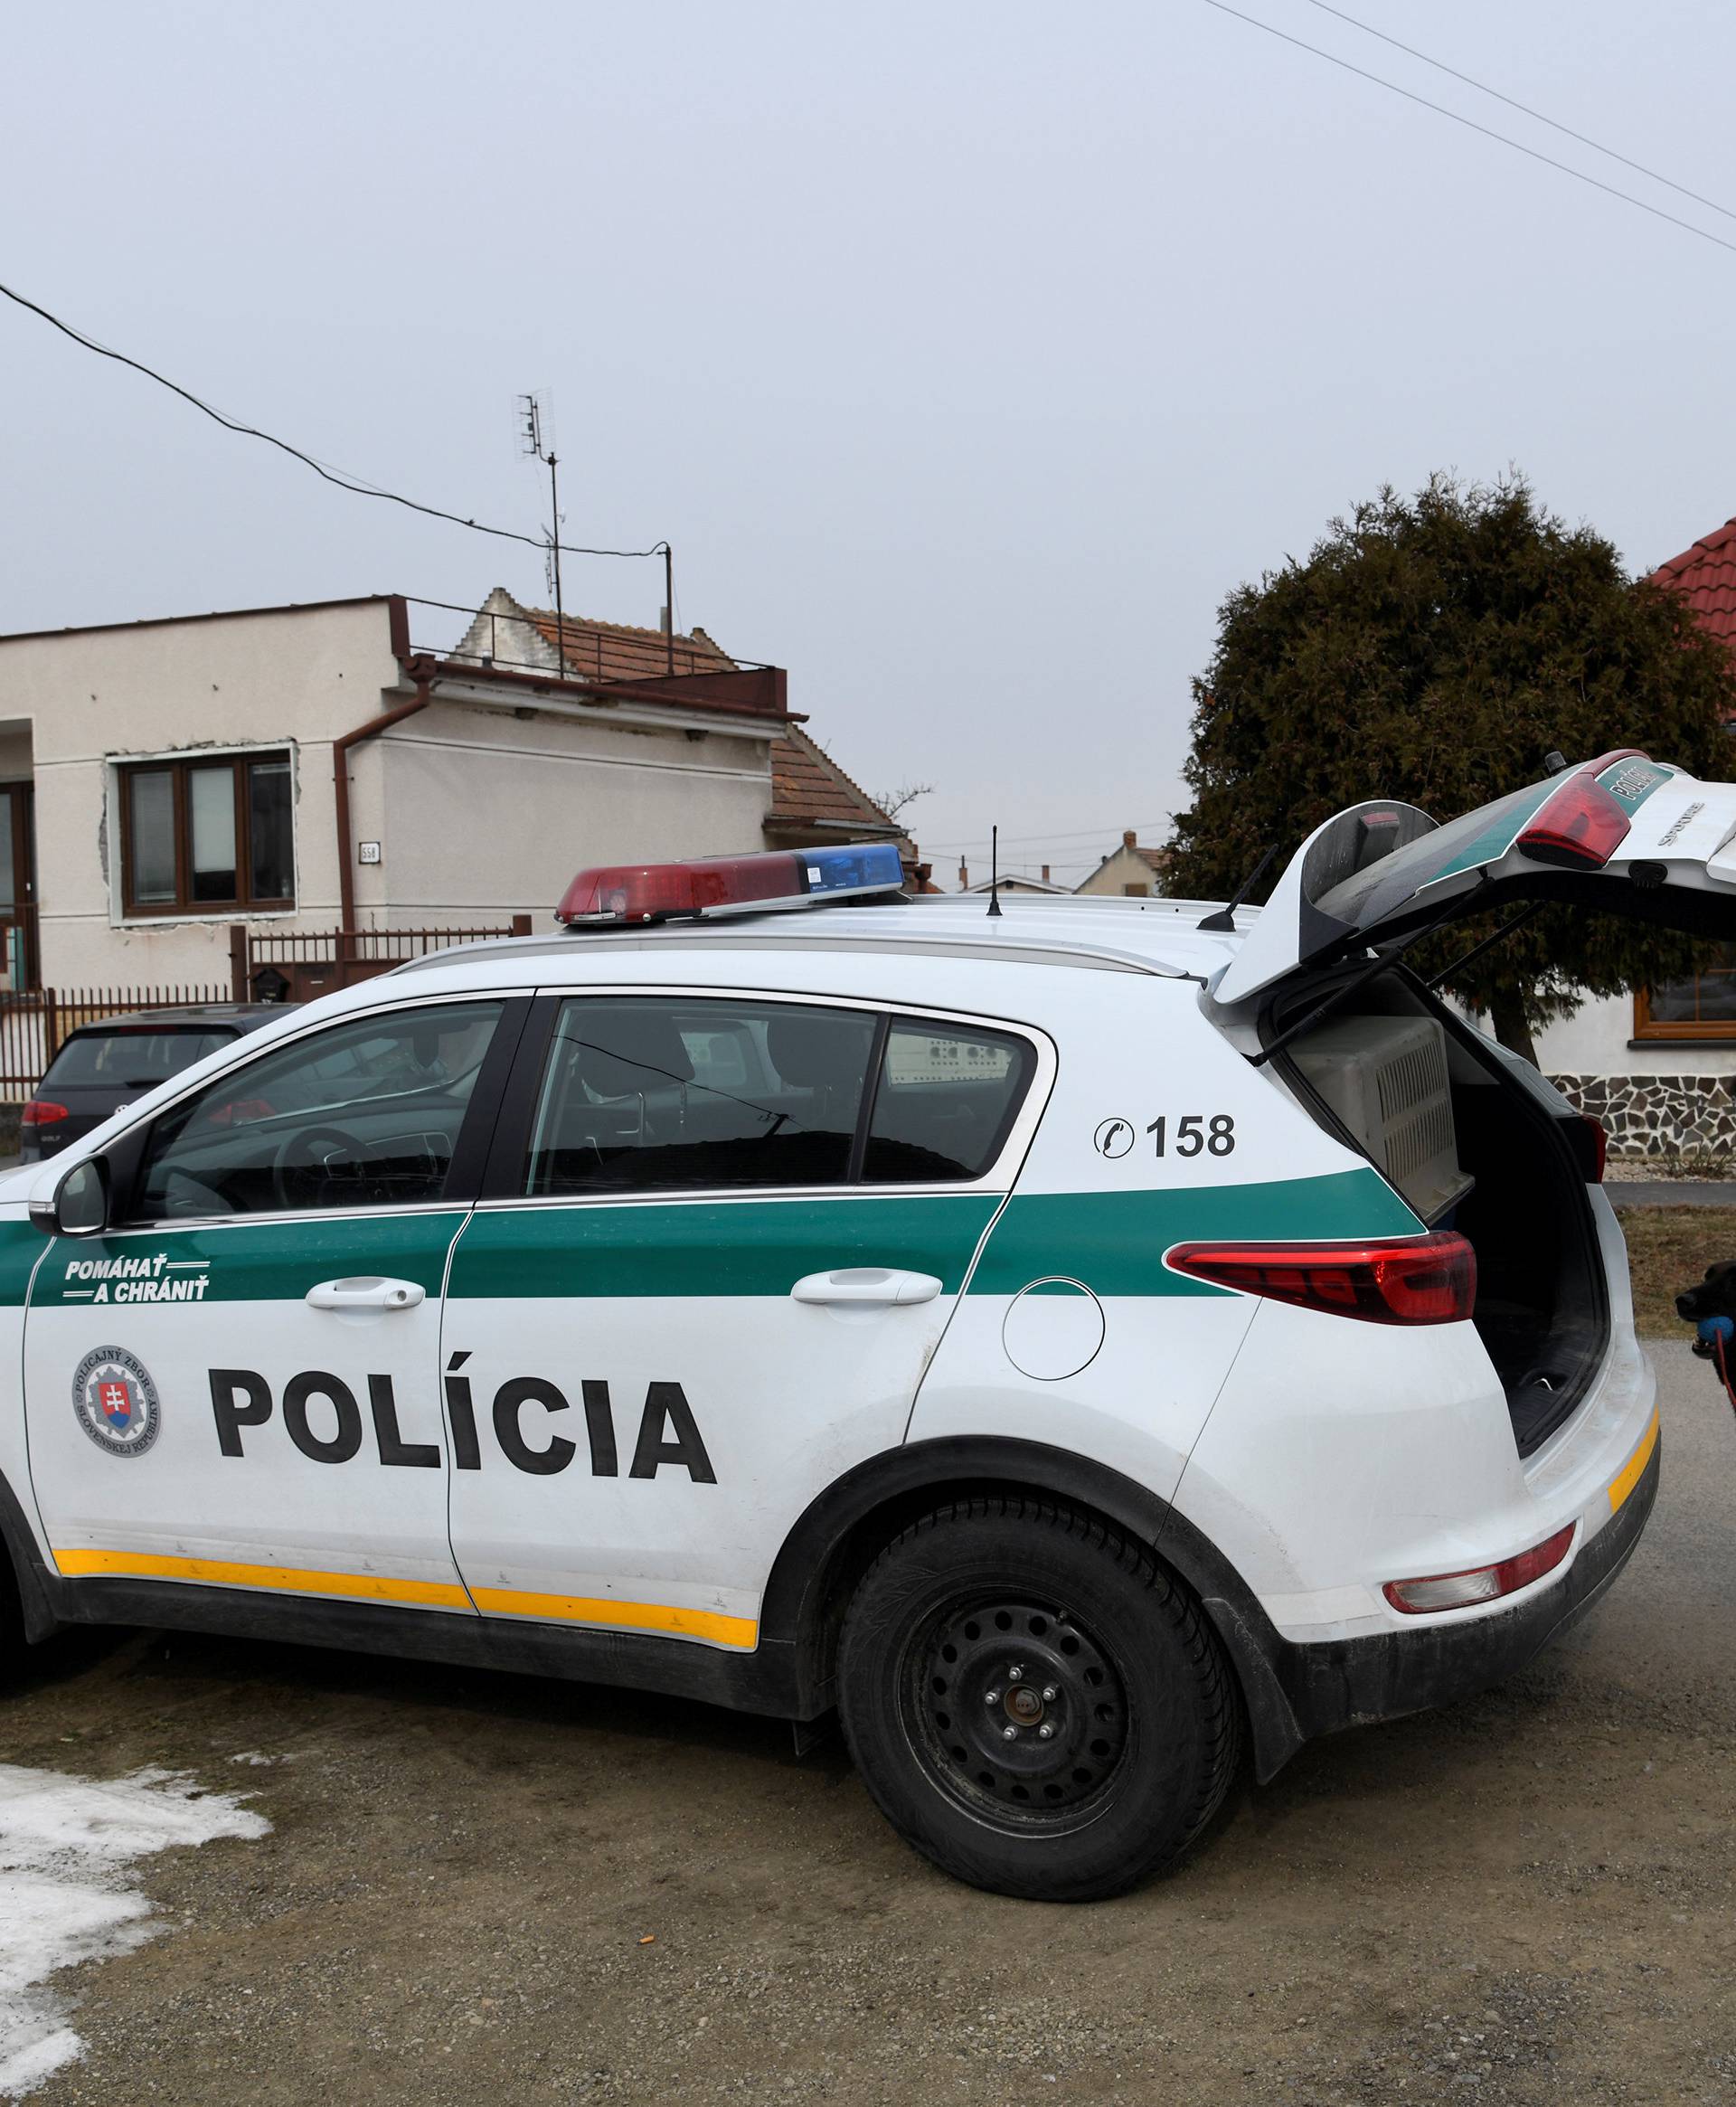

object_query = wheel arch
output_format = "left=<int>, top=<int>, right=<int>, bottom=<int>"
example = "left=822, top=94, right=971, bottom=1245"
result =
left=760, top=1436, right=1306, bottom=1780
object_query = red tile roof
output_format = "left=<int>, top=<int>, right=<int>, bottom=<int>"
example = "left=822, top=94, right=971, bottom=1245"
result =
left=526, top=609, right=740, bottom=685
left=524, top=603, right=912, bottom=859
left=767, top=723, right=902, bottom=836
left=1649, top=519, right=1736, bottom=648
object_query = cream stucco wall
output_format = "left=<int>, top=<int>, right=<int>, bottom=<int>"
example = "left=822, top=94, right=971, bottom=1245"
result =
left=1535, top=991, right=1736, bottom=1078
left=372, top=705, right=773, bottom=925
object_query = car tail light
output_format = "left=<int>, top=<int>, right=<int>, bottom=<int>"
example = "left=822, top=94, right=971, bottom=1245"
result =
left=1383, top=1522, right=1575, bottom=1614
left=21, top=1100, right=69, bottom=1129
left=556, top=842, right=905, bottom=926
left=1165, top=1232, right=1477, bottom=1325
left=1574, top=1113, right=1608, bottom=1183
left=1516, top=772, right=1631, bottom=869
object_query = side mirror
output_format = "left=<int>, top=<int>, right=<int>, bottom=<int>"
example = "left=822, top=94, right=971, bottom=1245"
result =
left=34, top=1157, right=110, bottom=1238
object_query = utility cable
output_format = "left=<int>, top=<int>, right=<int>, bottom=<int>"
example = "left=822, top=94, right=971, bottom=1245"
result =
left=1200, top=0, right=1736, bottom=261
left=1301, top=0, right=1736, bottom=228
left=0, top=277, right=666, bottom=561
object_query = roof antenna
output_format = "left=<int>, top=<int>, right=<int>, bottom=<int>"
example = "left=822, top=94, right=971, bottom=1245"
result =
left=1198, top=845, right=1278, bottom=933
left=986, top=825, right=1003, bottom=918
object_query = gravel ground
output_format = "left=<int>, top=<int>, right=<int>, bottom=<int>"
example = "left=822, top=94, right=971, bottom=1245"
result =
left=5, top=1345, right=1735, bottom=2107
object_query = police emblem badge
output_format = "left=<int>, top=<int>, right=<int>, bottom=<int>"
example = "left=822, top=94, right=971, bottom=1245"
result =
left=71, top=1346, right=162, bottom=1457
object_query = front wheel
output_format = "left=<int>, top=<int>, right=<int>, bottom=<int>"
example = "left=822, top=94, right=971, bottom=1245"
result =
left=838, top=1498, right=1240, bottom=1901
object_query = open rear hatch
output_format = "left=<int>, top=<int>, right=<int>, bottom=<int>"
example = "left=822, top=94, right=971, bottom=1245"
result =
left=1208, top=751, right=1736, bottom=1453
left=1213, top=751, right=1736, bottom=1009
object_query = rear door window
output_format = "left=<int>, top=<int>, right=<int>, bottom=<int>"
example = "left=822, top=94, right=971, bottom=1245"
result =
left=524, top=997, right=876, bottom=1195
left=518, top=997, right=1037, bottom=1196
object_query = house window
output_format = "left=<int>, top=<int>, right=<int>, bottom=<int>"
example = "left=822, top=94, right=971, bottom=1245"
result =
left=1634, top=945, right=1736, bottom=1040
left=119, top=751, right=294, bottom=916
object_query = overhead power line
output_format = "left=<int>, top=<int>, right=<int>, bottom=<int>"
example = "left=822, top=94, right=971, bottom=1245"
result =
left=1200, top=0, right=1736, bottom=261
left=0, top=278, right=666, bottom=562
left=922, top=818, right=1173, bottom=854
left=1301, top=0, right=1736, bottom=228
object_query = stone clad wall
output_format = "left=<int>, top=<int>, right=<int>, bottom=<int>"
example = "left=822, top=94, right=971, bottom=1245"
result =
left=1549, top=1072, right=1736, bottom=1159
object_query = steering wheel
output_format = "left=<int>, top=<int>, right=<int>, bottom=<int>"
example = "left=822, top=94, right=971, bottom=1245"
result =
left=270, top=1125, right=388, bottom=1211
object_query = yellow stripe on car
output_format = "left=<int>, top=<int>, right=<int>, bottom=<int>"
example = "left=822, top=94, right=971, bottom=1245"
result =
left=468, top=1585, right=757, bottom=1649
left=52, top=1547, right=472, bottom=1610
left=52, top=1546, right=757, bottom=1648
left=1608, top=1408, right=1661, bottom=1515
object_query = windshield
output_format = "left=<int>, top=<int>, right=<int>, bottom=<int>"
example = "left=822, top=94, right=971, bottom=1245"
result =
left=43, top=1028, right=233, bottom=1090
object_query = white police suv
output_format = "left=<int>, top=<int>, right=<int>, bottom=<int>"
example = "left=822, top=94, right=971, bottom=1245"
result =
left=0, top=751, right=1713, bottom=1899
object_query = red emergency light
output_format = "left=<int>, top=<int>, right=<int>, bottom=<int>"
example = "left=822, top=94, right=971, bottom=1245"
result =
left=556, top=842, right=907, bottom=926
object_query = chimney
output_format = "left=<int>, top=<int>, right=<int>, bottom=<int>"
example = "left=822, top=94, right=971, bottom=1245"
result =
left=958, top=856, right=969, bottom=890
left=659, top=606, right=672, bottom=634
left=1122, top=829, right=1137, bottom=850
left=1041, top=864, right=1050, bottom=883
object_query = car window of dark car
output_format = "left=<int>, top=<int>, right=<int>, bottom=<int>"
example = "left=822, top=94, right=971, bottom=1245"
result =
left=42, top=1030, right=233, bottom=1089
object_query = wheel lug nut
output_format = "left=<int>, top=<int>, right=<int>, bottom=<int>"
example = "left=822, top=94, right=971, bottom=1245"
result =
left=1042, top=1685, right=1059, bottom=1703
left=1038, top=1724, right=1055, bottom=1740
left=984, top=1688, right=1001, bottom=1707
left=1007, top=1665, right=1024, bottom=1683
left=1001, top=1724, right=1019, bottom=1741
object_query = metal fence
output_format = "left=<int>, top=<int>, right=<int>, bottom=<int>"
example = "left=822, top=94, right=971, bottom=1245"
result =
left=0, top=986, right=231, bottom=1101
left=232, top=920, right=533, bottom=999
left=0, top=925, right=542, bottom=1099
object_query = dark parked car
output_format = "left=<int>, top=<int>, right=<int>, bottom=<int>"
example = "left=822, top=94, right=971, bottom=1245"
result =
left=20, top=1005, right=290, bottom=1163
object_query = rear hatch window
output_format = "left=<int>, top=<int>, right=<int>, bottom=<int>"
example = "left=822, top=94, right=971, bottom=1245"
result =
left=44, top=1029, right=231, bottom=1090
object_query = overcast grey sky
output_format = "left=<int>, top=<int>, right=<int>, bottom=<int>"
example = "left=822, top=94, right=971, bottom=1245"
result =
left=4, top=2, right=1732, bottom=883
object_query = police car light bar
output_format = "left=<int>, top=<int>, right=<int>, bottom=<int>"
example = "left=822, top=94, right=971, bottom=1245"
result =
left=556, top=842, right=907, bottom=927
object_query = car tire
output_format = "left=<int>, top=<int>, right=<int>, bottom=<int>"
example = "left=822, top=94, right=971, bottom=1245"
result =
left=838, top=1497, right=1241, bottom=1902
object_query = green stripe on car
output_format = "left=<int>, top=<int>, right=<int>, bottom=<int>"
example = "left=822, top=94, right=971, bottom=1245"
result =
left=33, top=1212, right=467, bottom=1308
left=967, top=1167, right=1421, bottom=1299
left=17, top=1166, right=1422, bottom=1308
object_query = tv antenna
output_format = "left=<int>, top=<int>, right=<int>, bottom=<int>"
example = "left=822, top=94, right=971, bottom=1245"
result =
left=516, top=392, right=564, bottom=649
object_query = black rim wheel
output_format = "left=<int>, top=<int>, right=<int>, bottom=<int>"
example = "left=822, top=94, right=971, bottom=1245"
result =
left=901, top=1596, right=1132, bottom=1834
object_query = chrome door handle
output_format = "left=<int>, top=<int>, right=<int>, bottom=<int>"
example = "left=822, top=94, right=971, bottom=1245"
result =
left=790, top=1268, right=943, bottom=1308
left=305, top=1276, right=427, bottom=1312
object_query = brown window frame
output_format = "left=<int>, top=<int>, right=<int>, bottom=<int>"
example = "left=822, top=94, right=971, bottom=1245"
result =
left=118, top=750, right=295, bottom=918
left=1634, top=966, right=1736, bottom=1043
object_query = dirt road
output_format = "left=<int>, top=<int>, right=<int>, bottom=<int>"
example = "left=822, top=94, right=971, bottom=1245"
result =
left=7, top=1343, right=1735, bottom=2106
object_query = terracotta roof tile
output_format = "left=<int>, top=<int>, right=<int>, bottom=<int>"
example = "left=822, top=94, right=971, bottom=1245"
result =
left=767, top=724, right=902, bottom=835
left=1649, top=519, right=1736, bottom=649
left=527, top=609, right=740, bottom=685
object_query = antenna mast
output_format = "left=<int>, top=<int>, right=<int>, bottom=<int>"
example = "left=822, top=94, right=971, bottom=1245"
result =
left=516, top=392, right=563, bottom=660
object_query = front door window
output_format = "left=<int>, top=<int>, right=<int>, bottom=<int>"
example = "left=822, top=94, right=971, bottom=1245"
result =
left=135, top=1002, right=505, bottom=1218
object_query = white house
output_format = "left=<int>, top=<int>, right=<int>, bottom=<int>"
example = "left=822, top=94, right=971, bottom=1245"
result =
left=0, top=587, right=910, bottom=1001
left=1075, top=830, right=1171, bottom=898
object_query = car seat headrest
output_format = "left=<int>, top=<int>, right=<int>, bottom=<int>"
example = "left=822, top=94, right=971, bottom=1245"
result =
left=767, top=1012, right=864, bottom=1091
left=572, top=1006, right=695, bottom=1100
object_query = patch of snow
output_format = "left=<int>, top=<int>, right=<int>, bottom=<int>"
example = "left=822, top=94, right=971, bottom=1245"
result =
left=0, top=1764, right=269, bottom=2100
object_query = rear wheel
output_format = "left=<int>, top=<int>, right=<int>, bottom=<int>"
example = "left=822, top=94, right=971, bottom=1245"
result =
left=838, top=1498, right=1240, bottom=1901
